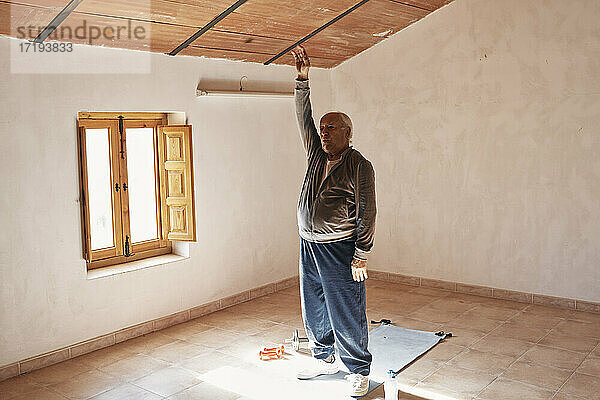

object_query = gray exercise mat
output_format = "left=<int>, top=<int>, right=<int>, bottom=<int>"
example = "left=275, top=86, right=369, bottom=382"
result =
left=367, top=323, right=447, bottom=383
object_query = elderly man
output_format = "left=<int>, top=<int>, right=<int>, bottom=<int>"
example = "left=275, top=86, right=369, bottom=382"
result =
left=291, top=45, right=377, bottom=397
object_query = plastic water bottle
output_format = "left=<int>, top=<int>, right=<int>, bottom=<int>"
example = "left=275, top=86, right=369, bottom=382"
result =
left=384, top=369, right=398, bottom=400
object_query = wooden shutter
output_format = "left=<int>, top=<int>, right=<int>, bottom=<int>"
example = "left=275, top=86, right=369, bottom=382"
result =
left=158, top=125, right=196, bottom=241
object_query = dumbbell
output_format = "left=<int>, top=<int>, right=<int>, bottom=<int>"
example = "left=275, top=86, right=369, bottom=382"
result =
left=285, top=329, right=309, bottom=351
left=259, top=345, right=285, bottom=361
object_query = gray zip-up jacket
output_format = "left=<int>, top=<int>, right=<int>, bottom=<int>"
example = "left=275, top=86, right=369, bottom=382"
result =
left=295, top=79, right=376, bottom=260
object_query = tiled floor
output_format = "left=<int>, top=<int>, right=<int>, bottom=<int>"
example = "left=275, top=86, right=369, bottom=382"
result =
left=2, top=280, right=599, bottom=400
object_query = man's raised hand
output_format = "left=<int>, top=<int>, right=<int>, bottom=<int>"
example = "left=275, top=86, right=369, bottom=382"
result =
left=291, top=45, right=310, bottom=81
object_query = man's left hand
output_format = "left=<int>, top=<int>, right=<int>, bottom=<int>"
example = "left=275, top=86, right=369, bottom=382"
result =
left=351, top=258, right=368, bottom=282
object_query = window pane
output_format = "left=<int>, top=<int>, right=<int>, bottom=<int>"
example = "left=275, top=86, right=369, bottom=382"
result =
left=85, top=128, right=114, bottom=250
left=126, top=127, right=159, bottom=243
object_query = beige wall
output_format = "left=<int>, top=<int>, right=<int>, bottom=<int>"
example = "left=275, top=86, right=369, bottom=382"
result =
left=0, top=37, right=332, bottom=366
left=330, top=0, right=600, bottom=302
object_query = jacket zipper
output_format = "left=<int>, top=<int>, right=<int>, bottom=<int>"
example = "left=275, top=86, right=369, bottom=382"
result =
left=309, top=149, right=353, bottom=238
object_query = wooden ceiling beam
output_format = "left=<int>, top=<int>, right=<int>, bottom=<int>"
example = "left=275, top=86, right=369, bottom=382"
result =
left=290, top=0, right=428, bottom=63
left=33, top=0, right=82, bottom=42
left=168, top=0, right=248, bottom=56
left=263, top=0, right=372, bottom=65
left=0, top=2, right=63, bottom=38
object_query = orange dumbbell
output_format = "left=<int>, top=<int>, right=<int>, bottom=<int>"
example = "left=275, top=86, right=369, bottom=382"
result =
left=265, top=345, right=284, bottom=356
left=259, top=345, right=284, bottom=360
left=259, top=350, right=279, bottom=360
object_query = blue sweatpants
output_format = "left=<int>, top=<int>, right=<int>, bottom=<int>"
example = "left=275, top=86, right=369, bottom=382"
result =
left=299, top=238, right=372, bottom=376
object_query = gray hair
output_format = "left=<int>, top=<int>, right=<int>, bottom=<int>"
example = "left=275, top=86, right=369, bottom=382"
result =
left=337, top=112, right=353, bottom=140
left=323, top=111, right=353, bottom=141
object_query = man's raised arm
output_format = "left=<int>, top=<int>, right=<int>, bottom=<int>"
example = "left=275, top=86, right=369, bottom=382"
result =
left=292, top=46, right=320, bottom=156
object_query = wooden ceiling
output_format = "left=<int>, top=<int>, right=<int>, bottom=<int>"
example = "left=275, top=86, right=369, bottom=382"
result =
left=1, top=0, right=453, bottom=68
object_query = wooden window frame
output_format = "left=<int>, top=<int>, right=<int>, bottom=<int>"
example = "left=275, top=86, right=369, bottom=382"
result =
left=78, top=113, right=172, bottom=270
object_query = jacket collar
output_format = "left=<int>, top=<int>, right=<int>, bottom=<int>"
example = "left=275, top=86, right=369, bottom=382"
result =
left=325, top=146, right=353, bottom=162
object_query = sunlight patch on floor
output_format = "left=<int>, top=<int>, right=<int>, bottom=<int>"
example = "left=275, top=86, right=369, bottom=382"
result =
left=397, top=382, right=460, bottom=400
left=199, top=365, right=347, bottom=400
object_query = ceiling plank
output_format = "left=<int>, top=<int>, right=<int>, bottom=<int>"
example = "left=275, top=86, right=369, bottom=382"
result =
left=389, top=0, right=452, bottom=12
left=33, top=0, right=83, bottom=42
left=274, top=52, right=342, bottom=68
left=183, top=46, right=272, bottom=63
left=213, top=12, right=324, bottom=42
left=169, top=0, right=249, bottom=55
left=315, top=0, right=428, bottom=40
left=233, top=0, right=358, bottom=20
left=213, top=0, right=359, bottom=42
left=56, top=11, right=197, bottom=53
left=0, top=2, right=63, bottom=38
left=189, top=30, right=346, bottom=62
left=209, top=0, right=440, bottom=43
left=180, top=45, right=271, bottom=63
left=190, top=30, right=294, bottom=55
left=4, top=0, right=71, bottom=8
left=298, top=0, right=429, bottom=60
left=180, top=46, right=340, bottom=68
left=74, top=0, right=233, bottom=28
left=263, top=0, right=373, bottom=65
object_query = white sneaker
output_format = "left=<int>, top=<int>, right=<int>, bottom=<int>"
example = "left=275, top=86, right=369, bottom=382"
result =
left=296, top=355, right=339, bottom=380
left=345, top=373, right=369, bottom=397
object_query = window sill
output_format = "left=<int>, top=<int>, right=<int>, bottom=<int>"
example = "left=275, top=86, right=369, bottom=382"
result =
left=87, top=253, right=188, bottom=280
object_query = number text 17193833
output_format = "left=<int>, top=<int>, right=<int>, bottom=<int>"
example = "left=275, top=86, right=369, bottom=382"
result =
left=19, top=42, right=73, bottom=52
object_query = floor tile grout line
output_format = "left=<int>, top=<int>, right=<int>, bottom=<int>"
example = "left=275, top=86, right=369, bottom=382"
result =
left=474, top=315, right=584, bottom=399
left=548, top=355, right=592, bottom=399
left=120, top=353, right=202, bottom=399
left=42, top=365, right=122, bottom=400
left=530, top=339, right=598, bottom=355
left=588, top=341, right=600, bottom=360
left=378, top=290, right=535, bottom=346
left=548, top=337, right=600, bottom=399
left=404, top=301, right=503, bottom=398
left=94, top=354, right=175, bottom=388
left=165, top=381, right=204, bottom=400
left=443, top=317, right=514, bottom=399
left=376, top=292, right=468, bottom=328
left=37, top=383, right=70, bottom=400
left=423, top=305, right=558, bottom=398
left=127, top=377, right=169, bottom=399
left=476, top=375, right=557, bottom=398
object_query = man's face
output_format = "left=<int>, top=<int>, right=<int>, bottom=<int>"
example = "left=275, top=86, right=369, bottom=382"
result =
left=319, top=113, right=350, bottom=156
